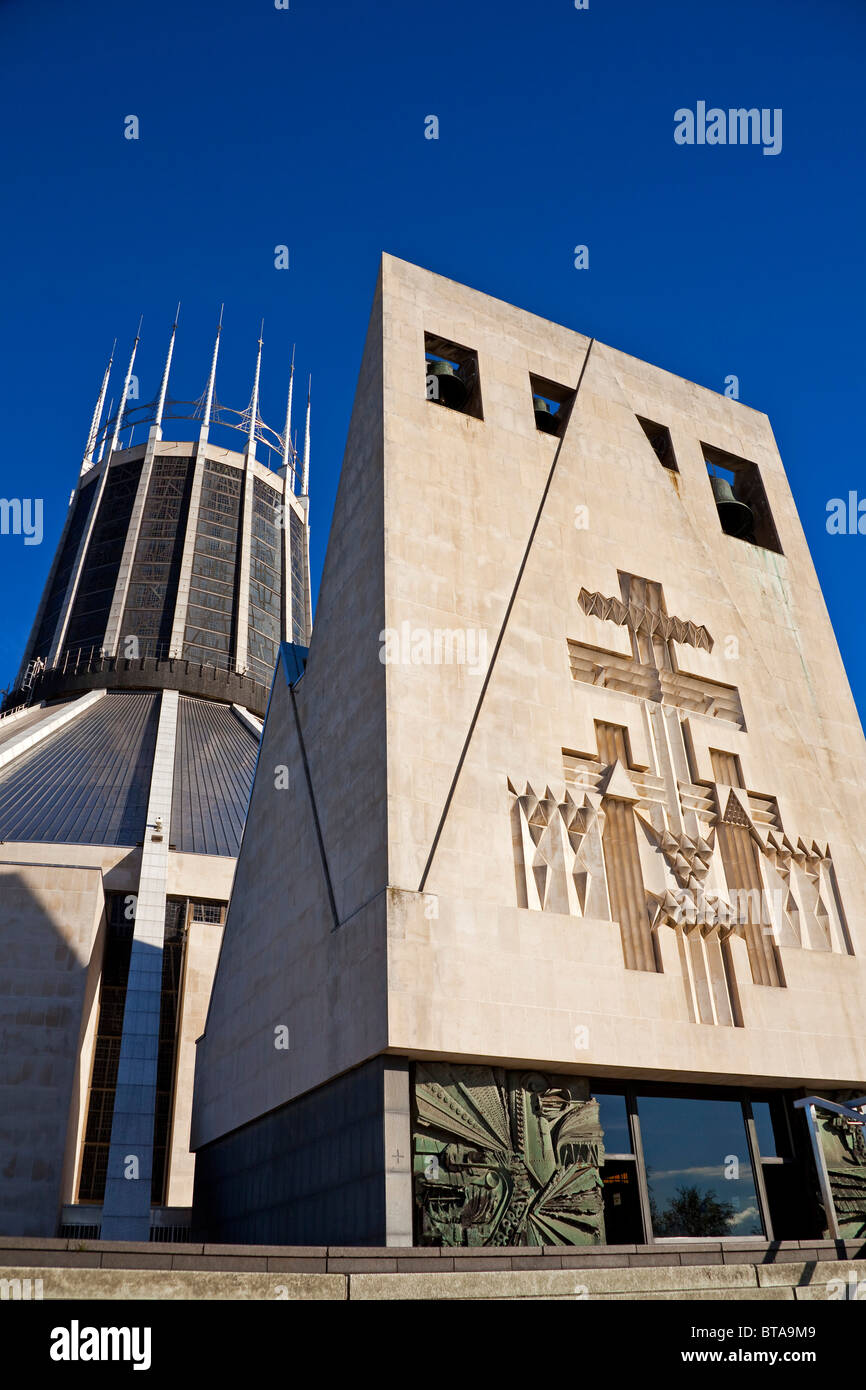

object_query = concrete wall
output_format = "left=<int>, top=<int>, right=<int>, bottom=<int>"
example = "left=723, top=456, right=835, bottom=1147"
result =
left=0, top=864, right=104, bottom=1235
left=376, top=254, right=866, bottom=1088
left=166, top=916, right=223, bottom=1208
left=0, top=842, right=235, bottom=1230
left=193, top=1058, right=408, bottom=1246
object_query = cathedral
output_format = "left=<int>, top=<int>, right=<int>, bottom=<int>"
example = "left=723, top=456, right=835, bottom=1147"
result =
left=0, top=316, right=311, bottom=1241
left=2, top=257, right=864, bottom=1260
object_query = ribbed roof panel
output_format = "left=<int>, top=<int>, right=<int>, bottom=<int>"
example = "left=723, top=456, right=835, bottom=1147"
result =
left=0, top=692, right=159, bottom=846
left=170, top=697, right=258, bottom=857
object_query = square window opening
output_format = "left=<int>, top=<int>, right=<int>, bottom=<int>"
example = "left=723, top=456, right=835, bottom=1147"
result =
left=704, top=443, right=782, bottom=553
left=424, top=333, right=482, bottom=419
left=529, top=372, right=575, bottom=437
left=637, top=415, right=678, bottom=472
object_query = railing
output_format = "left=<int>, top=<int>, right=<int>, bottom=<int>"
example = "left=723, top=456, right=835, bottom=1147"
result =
left=0, top=700, right=31, bottom=722
left=45, top=644, right=260, bottom=684
left=3, top=644, right=274, bottom=716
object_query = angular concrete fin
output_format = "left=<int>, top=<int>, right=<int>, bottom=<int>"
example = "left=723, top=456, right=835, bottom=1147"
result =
left=598, top=759, right=640, bottom=802
left=293, top=269, right=388, bottom=920
left=192, top=604, right=388, bottom=1152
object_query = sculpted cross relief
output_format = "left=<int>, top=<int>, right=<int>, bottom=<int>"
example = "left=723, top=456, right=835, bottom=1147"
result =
left=509, top=574, right=853, bottom=1026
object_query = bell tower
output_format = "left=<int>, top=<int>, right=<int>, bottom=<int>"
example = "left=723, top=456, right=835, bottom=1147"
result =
left=191, top=255, right=866, bottom=1250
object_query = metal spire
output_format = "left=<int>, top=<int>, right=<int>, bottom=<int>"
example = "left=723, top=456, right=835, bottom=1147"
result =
left=97, top=400, right=113, bottom=462
left=110, top=318, right=143, bottom=454
left=281, top=345, right=295, bottom=481
left=202, top=305, right=223, bottom=431
left=247, top=322, right=264, bottom=451
left=154, top=304, right=179, bottom=430
left=301, top=375, right=311, bottom=496
left=83, top=342, right=115, bottom=469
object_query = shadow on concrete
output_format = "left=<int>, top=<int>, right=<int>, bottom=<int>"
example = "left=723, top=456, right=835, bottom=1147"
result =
left=0, top=869, right=99, bottom=1237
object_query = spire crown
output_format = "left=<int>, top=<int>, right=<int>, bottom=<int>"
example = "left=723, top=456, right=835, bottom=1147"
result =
left=301, top=375, right=311, bottom=496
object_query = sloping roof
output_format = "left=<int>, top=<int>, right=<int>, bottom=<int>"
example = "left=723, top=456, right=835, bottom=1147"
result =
left=170, top=696, right=259, bottom=857
left=0, top=702, right=63, bottom=752
left=0, top=692, right=159, bottom=846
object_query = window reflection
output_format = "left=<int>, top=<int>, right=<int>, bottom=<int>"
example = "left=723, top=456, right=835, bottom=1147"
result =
left=592, top=1090, right=632, bottom=1154
left=638, top=1095, right=764, bottom=1238
left=751, top=1100, right=779, bottom=1158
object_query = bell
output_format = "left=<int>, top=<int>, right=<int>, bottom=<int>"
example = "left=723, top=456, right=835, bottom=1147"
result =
left=533, top=395, right=559, bottom=435
left=426, top=358, right=468, bottom=410
left=711, top=475, right=754, bottom=539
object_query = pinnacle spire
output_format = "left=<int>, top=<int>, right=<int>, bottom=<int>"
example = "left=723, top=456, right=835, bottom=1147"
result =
left=202, top=305, right=223, bottom=431
left=247, top=322, right=264, bottom=452
left=109, top=317, right=143, bottom=455
left=82, top=341, right=115, bottom=471
left=154, top=305, right=179, bottom=430
left=301, top=375, right=311, bottom=496
left=282, top=344, right=295, bottom=482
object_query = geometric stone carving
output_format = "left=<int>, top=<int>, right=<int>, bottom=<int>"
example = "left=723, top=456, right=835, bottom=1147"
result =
left=577, top=585, right=714, bottom=652
left=512, top=753, right=852, bottom=971
left=413, top=1063, right=606, bottom=1246
left=712, top=783, right=785, bottom=987
left=653, top=825, right=716, bottom=893
left=508, top=780, right=608, bottom=919
left=568, top=640, right=746, bottom=727
left=722, top=787, right=752, bottom=827
left=507, top=575, right=855, bottom=1018
left=573, top=575, right=743, bottom=730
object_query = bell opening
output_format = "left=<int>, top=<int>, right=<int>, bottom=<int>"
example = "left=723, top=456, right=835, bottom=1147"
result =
left=638, top=416, right=678, bottom=471
left=529, top=372, right=574, bottom=437
left=709, top=467, right=755, bottom=541
left=533, top=394, right=561, bottom=435
left=424, top=333, right=483, bottom=419
left=426, top=355, right=468, bottom=410
left=703, top=445, right=782, bottom=554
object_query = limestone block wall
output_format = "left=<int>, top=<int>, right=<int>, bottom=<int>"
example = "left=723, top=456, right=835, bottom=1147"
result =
left=165, top=916, right=223, bottom=1208
left=377, top=254, right=866, bottom=1086
left=0, top=863, right=105, bottom=1236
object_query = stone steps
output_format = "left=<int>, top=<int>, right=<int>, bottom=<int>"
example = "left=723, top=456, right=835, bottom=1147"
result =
left=1, top=1255, right=862, bottom=1300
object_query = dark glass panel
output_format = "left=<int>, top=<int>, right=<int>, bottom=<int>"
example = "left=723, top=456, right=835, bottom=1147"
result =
left=64, top=458, right=142, bottom=655
left=600, top=1160, right=643, bottom=1243
left=592, top=1090, right=632, bottom=1155
left=752, top=1101, right=778, bottom=1158
left=78, top=896, right=134, bottom=1202
left=638, top=1095, right=764, bottom=1238
left=31, top=474, right=98, bottom=659
left=151, top=900, right=187, bottom=1204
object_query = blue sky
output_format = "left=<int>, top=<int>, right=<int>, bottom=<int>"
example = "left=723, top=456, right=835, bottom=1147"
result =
left=1, top=0, right=864, bottom=722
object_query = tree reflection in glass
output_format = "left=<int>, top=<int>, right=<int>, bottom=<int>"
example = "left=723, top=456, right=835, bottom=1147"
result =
left=638, top=1096, right=764, bottom=1238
